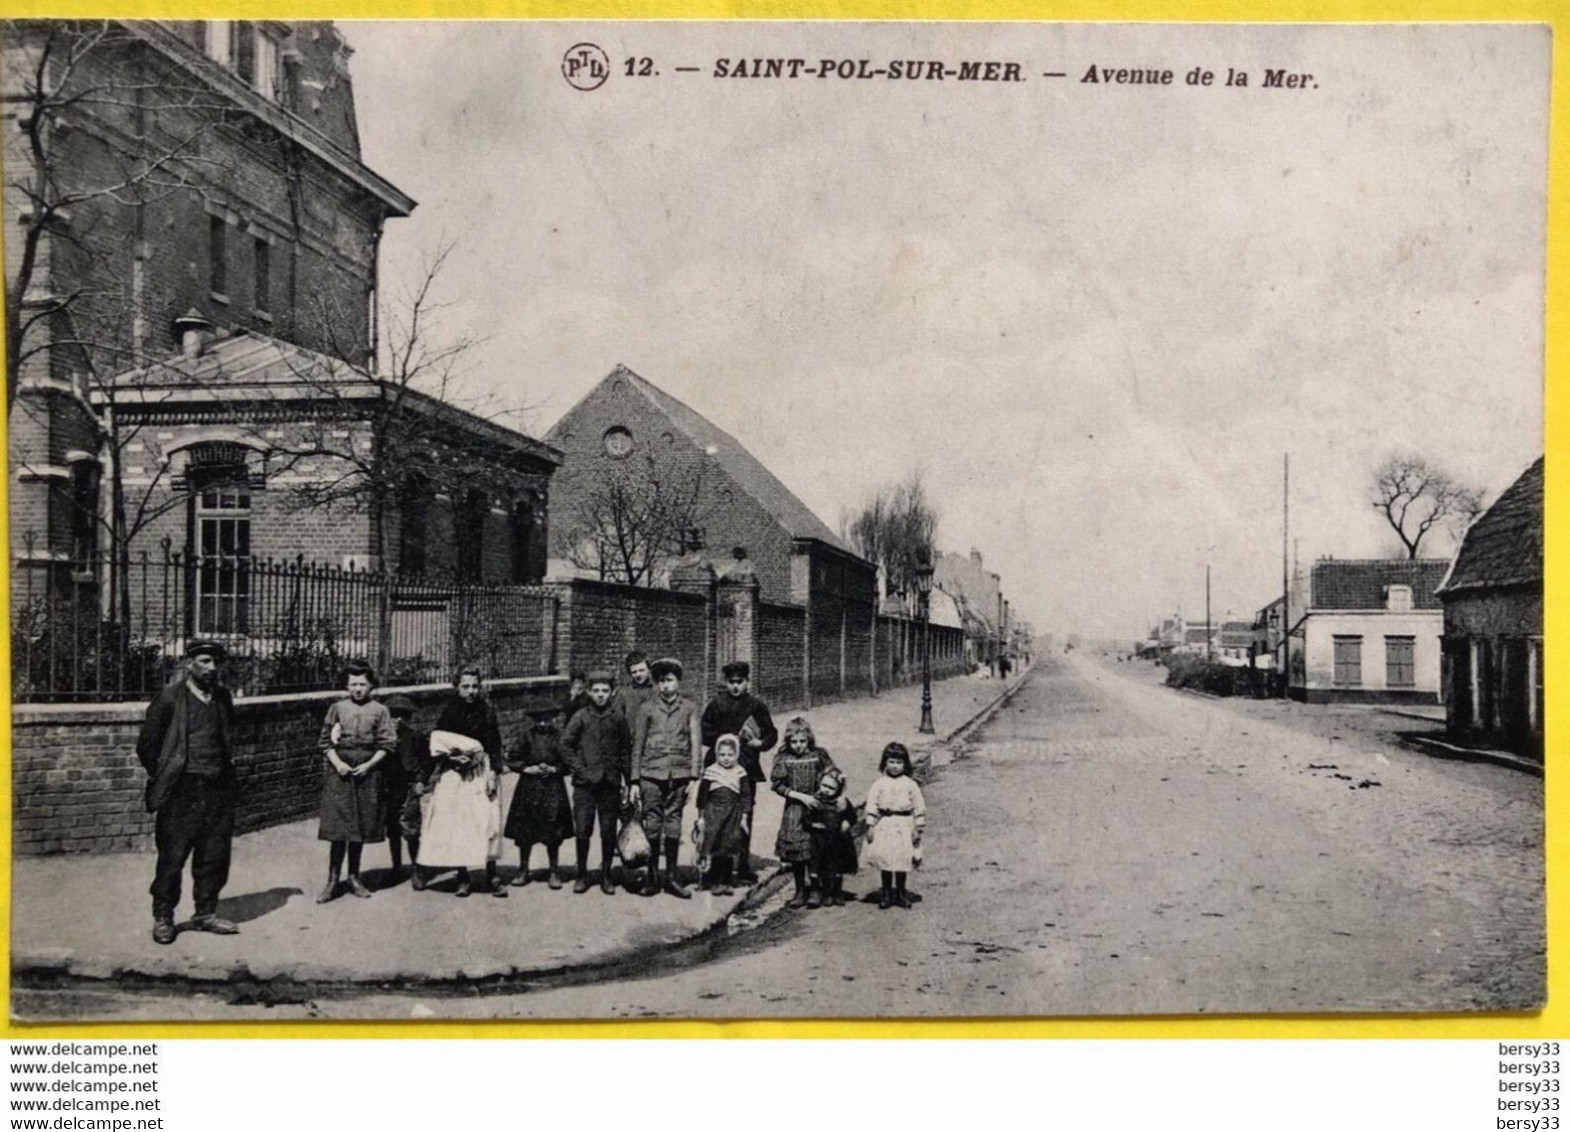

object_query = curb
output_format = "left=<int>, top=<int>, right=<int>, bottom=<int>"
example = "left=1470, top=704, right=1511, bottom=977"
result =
left=1399, top=733, right=1543, bottom=778
left=13, top=675, right=1036, bottom=1002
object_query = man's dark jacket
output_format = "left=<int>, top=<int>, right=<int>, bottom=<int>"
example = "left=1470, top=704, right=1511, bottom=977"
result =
left=135, top=678, right=236, bottom=813
left=700, top=692, right=778, bottom=782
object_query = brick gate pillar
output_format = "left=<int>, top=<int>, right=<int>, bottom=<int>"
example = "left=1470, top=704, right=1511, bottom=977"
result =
left=670, top=556, right=718, bottom=694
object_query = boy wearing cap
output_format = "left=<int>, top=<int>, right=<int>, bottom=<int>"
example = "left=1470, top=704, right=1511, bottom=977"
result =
left=560, top=670, right=632, bottom=894
left=700, top=660, right=778, bottom=884
left=630, top=657, right=703, bottom=898
left=135, top=640, right=240, bottom=944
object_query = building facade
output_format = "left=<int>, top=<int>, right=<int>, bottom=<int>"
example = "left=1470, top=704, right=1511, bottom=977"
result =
left=1436, top=457, right=1543, bottom=759
left=6, top=21, right=560, bottom=701
left=1288, top=558, right=1449, bottom=704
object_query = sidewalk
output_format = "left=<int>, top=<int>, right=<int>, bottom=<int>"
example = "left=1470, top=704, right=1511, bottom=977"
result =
left=12, top=668, right=1029, bottom=995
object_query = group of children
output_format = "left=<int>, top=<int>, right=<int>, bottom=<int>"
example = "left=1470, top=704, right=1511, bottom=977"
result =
left=313, top=662, right=929, bottom=913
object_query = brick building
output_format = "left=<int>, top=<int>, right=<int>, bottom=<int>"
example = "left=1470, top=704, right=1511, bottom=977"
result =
left=935, top=548, right=1004, bottom=667
left=6, top=20, right=558, bottom=591
left=1436, top=457, right=1543, bottom=759
left=546, top=364, right=883, bottom=701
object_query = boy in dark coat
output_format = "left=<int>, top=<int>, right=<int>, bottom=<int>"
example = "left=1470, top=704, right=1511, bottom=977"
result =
left=560, top=670, right=632, bottom=894
left=700, top=660, right=778, bottom=883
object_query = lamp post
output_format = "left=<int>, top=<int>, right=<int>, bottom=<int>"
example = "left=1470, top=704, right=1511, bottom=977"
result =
left=916, top=558, right=935, bottom=734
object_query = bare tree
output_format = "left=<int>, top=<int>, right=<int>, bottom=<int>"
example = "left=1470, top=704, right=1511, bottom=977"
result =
left=4, top=20, right=232, bottom=415
left=259, top=240, right=533, bottom=577
left=559, top=452, right=717, bottom=587
left=1369, top=452, right=1486, bottom=559
left=844, top=468, right=940, bottom=614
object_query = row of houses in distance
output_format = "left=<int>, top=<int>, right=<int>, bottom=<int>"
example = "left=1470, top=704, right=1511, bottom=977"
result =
left=1141, top=457, right=1543, bottom=761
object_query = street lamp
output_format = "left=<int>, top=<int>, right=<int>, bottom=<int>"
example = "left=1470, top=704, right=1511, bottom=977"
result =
left=916, top=558, right=935, bottom=735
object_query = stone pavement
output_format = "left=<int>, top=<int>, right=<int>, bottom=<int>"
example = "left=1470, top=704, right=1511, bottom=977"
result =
left=11, top=667, right=1028, bottom=995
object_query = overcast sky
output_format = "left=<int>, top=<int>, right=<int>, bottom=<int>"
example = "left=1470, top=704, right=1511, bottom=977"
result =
left=341, top=22, right=1547, bottom=639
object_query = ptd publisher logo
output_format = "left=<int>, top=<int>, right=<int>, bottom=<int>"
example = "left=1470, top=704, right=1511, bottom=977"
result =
left=563, top=44, right=610, bottom=91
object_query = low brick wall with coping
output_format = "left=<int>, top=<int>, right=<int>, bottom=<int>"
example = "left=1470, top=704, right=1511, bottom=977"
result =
left=12, top=675, right=567, bottom=856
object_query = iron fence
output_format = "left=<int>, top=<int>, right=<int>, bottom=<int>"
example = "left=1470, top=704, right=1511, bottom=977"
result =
left=11, top=535, right=560, bottom=702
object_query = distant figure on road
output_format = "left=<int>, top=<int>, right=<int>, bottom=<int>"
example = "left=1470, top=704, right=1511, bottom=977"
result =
left=136, top=640, right=240, bottom=945
left=700, top=660, right=778, bottom=883
left=864, top=742, right=927, bottom=911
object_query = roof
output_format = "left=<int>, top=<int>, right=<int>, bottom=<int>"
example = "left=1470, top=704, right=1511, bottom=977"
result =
left=1183, top=627, right=1213, bottom=644
left=1308, top=558, right=1450, bottom=611
left=1219, top=628, right=1255, bottom=647
left=105, top=332, right=560, bottom=464
left=1437, top=457, right=1543, bottom=595
left=570, top=365, right=849, bottom=551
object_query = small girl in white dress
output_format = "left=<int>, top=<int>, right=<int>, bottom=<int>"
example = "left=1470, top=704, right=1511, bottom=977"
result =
left=862, top=741, right=926, bottom=910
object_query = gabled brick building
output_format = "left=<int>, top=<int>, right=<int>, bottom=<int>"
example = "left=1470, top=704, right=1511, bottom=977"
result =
left=1436, top=457, right=1543, bottom=759
left=546, top=365, right=880, bottom=700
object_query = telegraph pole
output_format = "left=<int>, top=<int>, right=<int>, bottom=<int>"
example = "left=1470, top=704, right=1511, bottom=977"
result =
left=1281, top=453, right=1290, bottom=696
left=1205, top=564, right=1213, bottom=661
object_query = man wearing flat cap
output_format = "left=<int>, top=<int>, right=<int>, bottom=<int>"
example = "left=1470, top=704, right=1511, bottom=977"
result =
left=630, top=656, right=703, bottom=898
left=135, top=640, right=240, bottom=944
left=701, top=660, right=778, bottom=884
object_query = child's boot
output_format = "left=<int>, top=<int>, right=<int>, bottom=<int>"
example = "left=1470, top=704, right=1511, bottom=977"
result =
left=893, top=871, right=912, bottom=909
left=573, top=839, right=592, bottom=894
left=878, top=871, right=893, bottom=910
left=662, top=838, right=692, bottom=899
left=805, top=876, right=823, bottom=908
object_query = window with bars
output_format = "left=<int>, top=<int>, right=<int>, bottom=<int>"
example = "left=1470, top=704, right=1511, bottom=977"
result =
left=1384, top=636, right=1416, bottom=688
left=1332, top=635, right=1363, bottom=686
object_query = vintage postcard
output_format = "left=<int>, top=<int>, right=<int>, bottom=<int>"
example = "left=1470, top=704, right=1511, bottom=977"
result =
left=4, top=19, right=1547, bottom=1021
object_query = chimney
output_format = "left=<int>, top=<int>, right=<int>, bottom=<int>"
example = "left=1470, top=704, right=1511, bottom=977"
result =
left=970, top=547, right=983, bottom=566
left=172, top=309, right=214, bottom=361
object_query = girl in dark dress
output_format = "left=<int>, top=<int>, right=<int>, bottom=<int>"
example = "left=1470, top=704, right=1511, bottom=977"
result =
left=770, top=716, right=838, bottom=909
left=504, top=709, right=575, bottom=888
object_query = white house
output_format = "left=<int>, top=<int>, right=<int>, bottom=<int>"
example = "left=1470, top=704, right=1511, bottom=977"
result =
left=1288, top=559, right=1450, bottom=704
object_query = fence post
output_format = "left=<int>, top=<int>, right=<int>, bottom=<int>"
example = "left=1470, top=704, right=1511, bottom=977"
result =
left=376, top=568, right=392, bottom=677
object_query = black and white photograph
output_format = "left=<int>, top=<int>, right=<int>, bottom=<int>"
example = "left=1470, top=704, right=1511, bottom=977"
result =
left=4, top=19, right=1547, bottom=1022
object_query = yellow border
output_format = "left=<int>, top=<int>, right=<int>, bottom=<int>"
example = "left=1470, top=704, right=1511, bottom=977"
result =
left=0, top=3, right=1561, bottom=1041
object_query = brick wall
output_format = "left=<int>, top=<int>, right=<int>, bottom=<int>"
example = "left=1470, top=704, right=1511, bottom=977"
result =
left=548, top=577, right=711, bottom=689
left=758, top=601, right=806, bottom=709
left=12, top=675, right=567, bottom=855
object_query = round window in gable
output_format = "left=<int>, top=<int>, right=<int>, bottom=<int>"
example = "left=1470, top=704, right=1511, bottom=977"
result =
left=603, top=426, right=634, bottom=459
